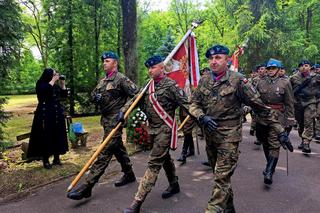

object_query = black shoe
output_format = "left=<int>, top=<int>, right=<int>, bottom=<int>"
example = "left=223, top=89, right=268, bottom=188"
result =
left=201, top=161, right=211, bottom=167
left=123, top=199, right=142, bottom=213
left=43, top=162, right=52, bottom=169
left=52, top=159, right=62, bottom=166
left=254, top=140, right=261, bottom=145
left=249, top=129, right=255, bottom=136
left=114, top=172, right=136, bottom=187
left=298, top=141, right=304, bottom=149
left=177, top=154, right=186, bottom=164
left=264, top=172, right=273, bottom=185
left=315, top=135, right=320, bottom=140
left=67, top=184, right=93, bottom=200
left=302, top=143, right=311, bottom=153
left=162, top=182, right=180, bottom=199
left=186, top=150, right=195, bottom=157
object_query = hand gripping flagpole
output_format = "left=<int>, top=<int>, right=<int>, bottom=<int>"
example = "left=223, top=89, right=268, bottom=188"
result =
left=67, top=80, right=151, bottom=192
left=67, top=21, right=202, bottom=192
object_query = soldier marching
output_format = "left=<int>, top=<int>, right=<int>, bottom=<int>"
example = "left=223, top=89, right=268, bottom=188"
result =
left=64, top=43, right=320, bottom=213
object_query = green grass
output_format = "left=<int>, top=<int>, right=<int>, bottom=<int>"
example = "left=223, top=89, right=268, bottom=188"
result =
left=1, top=94, right=37, bottom=110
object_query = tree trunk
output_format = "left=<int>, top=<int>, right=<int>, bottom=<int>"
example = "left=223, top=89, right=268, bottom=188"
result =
left=121, top=0, right=138, bottom=83
left=67, top=0, right=75, bottom=115
left=306, top=7, right=312, bottom=39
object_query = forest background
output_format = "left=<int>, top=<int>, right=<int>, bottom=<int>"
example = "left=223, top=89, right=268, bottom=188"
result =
left=1, top=0, right=320, bottom=141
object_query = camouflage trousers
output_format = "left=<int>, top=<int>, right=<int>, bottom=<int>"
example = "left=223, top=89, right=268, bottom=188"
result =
left=205, top=131, right=240, bottom=213
left=294, top=103, right=316, bottom=143
left=314, top=101, right=320, bottom=137
left=250, top=111, right=256, bottom=132
left=135, top=125, right=177, bottom=201
left=256, top=122, right=281, bottom=159
left=86, top=118, right=132, bottom=185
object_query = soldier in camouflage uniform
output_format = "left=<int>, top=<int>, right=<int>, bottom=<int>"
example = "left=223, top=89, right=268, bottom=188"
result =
left=255, top=58, right=295, bottom=184
left=67, top=51, right=139, bottom=200
left=313, top=64, right=320, bottom=140
left=122, top=56, right=189, bottom=213
left=249, top=64, right=267, bottom=145
left=189, top=45, right=290, bottom=213
left=290, top=60, right=320, bottom=153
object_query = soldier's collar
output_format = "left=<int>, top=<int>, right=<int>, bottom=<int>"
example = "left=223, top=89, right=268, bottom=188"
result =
left=210, top=69, right=228, bottom=82
left=105, top=70, right=118, bottom=80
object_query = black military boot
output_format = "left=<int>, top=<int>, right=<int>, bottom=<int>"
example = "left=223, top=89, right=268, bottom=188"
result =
left=249, top=129, right=255, bottom=136
left=262, top=148, right=269, bottom=176
left=298, top=141, right=304, bottom=149
left=254, top=140, right=261, bottom=145
left=302, top=143, right=311, bottom=153
left=162, top=182, right=180, bottom=199
left=185, top=134, right=195, bottom=157
left=177, top=136, right=188, bottom=164
left=201, top=160, right=211, bottom=167
left=67, top=183, right=93, bottom=200
left=123, top=199, right=142, bottom=213
left=114, top=171, right=136, bottom=187
left=176, top=153, right=187, bottom=164
left=264, top=156, right=278, bottom=185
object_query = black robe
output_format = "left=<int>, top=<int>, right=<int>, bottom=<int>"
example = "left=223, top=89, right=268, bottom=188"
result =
left=27, top=82, right=69, bottom=159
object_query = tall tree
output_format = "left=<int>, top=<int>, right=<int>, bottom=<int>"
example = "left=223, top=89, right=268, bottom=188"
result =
left=121, top=0, right=138, bottom=83
left=0, top=0, right=23, bottom=141
left=19, top=0, right=49, bottom=68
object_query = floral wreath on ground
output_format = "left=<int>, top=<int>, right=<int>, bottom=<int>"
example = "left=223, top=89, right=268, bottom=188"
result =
left=126, top=108, right=149, bottom=147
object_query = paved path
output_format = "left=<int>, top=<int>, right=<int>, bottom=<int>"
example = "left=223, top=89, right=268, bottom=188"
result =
left=1, top=122, right=320, bottom=213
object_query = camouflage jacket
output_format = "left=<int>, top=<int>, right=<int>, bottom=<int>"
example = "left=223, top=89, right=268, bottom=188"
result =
left=122, top=77, right=189, bottom=134
left=91, top=71, right=139, bottom=116
left=190, top=70, right=284, bottom=135
left=290, top=72, right=320, bottom=107
left=256, top=76, right=295, bottom=126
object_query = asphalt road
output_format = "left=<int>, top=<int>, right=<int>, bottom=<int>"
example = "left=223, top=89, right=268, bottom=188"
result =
left=1, top=122, right=320, bottom=213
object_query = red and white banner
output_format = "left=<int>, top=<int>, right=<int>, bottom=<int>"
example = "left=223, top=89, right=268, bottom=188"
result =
left=165, top=33, right=200, bottom=92
left=229, top=45, right=245, bottom=72
left=189, top=34, right=200, bottom=88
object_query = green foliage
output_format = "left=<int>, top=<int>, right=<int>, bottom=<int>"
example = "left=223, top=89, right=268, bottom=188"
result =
left=0, top=97, right=11, bottom=142
left=2, top=0, right=320, bottom=109
left=0, top=0, right=24, bottom=77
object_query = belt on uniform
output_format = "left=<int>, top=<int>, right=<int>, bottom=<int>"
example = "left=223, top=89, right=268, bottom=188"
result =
left=217, top=119, right=241, bottom=127
left=267, top=104, right=284, bottom=112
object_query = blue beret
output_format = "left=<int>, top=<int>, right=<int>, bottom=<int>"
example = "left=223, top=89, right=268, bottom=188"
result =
left=266, top=58, right=282, bottom=69
left=205, top=45, right=229, bottom=58
left=298, top=60, right=311, bottom=67
left=144, top=55, right=164, bottom=68
left=313, top=64, right=320, bottom=69
left=255, top=63, right=266, bottom=71
left=101, top=51, right=119, bottom=61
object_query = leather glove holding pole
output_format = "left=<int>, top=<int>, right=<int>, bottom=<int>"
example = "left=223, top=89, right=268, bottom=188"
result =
left=67, top=80, right=151, bottom=192
left=199, top=115, right=218, bottom=133
left=278, top=132, right=293, bottom=152
left=115, top=111, right=125, bottom=123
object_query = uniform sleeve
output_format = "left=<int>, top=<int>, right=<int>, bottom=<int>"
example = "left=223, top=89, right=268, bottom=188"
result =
left=189, top=78, right=206, bottom=119
left=120, top=87, right=145, bottom=114
left=238, top=79, right=284, bottom=134
left=90, top=83, right=100, bottom=102
left=283, top=81, right=295, bottom=126
left=121, top=77, right=140, bottom=98
left=169, top=84, right=190, bottom=113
